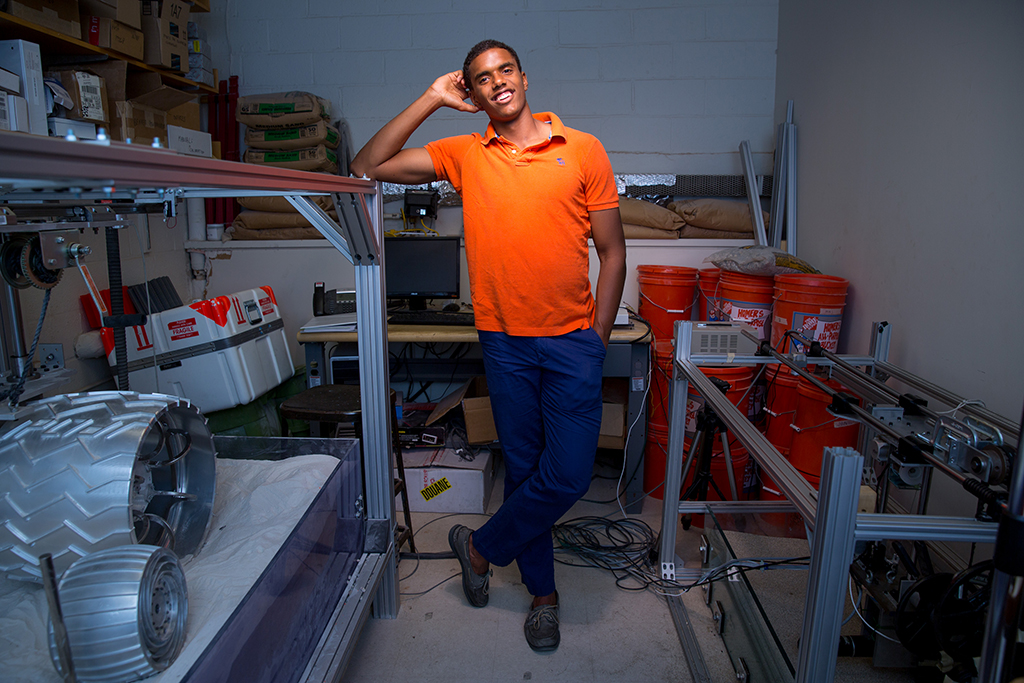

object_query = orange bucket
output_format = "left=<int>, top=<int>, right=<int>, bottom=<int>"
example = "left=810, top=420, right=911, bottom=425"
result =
left=764, top=365, right=801, bottom=452
left=697, top=268, right=722, bottom=321
left=644, top=421, right=671, bottom=500
left=682, top=365, right=755, bottom=435
left=649, top=341, right=675, bottom=430
left=788, top=378, right=860, bottom=478
left=637, top=265, right=698, bottom=343
left=771, top=274, right=849, bottom=353
left=719, top=271, right=775, bottom=341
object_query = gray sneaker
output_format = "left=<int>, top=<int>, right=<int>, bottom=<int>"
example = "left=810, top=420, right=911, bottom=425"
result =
left=524, top=598, right=560, bottom=652
left=448, top=524, right=489, bottom=607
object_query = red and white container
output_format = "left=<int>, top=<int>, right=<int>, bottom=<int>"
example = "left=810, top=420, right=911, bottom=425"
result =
left=103, top=286, right=294, bottom=413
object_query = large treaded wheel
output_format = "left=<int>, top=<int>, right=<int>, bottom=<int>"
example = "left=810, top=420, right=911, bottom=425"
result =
left=48, top=544, right=188, bottom=682
left=0, top=391, right=216, bottom=581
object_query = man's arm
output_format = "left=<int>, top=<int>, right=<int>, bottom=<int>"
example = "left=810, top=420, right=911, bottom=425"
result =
left=350, top=71, right=479, bottom=184
left=590, top=207, right=627, bottom=347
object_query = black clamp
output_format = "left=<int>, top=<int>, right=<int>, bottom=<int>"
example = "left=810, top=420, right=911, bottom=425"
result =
left=898, top=393, right=929, bottom=417
left=828, top=391, right=858, bottom=417
left=103, top=313, right=147, bottom=328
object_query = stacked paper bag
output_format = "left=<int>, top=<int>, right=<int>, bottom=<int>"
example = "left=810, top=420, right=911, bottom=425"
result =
left=233, top=91, right=341, bottom=240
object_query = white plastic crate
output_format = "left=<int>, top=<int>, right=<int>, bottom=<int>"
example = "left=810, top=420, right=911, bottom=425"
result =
left=103, top=287, right=294, bottom=413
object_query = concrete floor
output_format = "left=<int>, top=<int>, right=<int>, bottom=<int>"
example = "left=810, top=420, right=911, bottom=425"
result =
left=341, top=455, right=919, bottom=683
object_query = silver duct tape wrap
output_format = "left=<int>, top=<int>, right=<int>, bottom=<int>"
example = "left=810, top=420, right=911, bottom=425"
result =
left=48, top=545, right=188, bottom=682
left=381, top=174, right=773, bottom=205
left=615, top=174, right=677, bottom=195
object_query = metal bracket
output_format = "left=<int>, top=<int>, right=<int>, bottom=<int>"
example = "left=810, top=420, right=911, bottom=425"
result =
left=712, top=599, right=725, bottom=635
left=699, top=533, right=711, bottom=566
left=702, top=581, right=713, bottom=606
left=735, top=657, right=749, bottom=682
left=331, top=192, right=379, bottom=264
left=661, top=561, right=676, bottom=581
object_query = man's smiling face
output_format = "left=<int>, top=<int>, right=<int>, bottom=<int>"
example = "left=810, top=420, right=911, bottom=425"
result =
left=466, top=47, right=529, bottom=123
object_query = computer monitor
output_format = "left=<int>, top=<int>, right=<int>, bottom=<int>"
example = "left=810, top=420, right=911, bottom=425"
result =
left=384, top=236, right=461, bottom=310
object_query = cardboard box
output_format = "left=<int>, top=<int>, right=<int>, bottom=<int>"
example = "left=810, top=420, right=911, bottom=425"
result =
left=115, top=100, right=166, bottom=145
left=0, top=40, right=47, bottom=135
left=126, top=71, right=194, bottom=110
left=166, top=98, right=199, bottom=130
left=45, top=69, right=109, bottom=123
left=167, top=123, right=210, bottom=157
left=597, top=402, right=627, bottom=450
left=2, top=0, right=81, bottom=39
left=426, top=377, right=498, bottom=445
left=79, top=0, right=140, bottom=30
left=140, top=0, right=189, bottom=72
left=83, top=16, right=144, bottom=61
left=185, top=67, right=214, bottom=88
left=397, top=448, right=496, bottom=514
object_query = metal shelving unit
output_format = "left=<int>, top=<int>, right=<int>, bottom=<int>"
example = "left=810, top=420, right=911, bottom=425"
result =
left=0, top=130, right=396, bottom=681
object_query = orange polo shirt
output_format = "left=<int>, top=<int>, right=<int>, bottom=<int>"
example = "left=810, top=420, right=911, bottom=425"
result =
left=425, top=112, right=619, bottom=337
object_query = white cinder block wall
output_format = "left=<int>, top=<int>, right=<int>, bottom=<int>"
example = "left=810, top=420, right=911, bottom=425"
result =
left=203, top=0, right=780, bottom=175
left=193, top=0, right=781, bottom=367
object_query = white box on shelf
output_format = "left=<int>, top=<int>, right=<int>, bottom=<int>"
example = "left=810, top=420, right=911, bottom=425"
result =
left=8, top=94, right=29, bottom=133
left=0, top=40, right=47, bottom=135
left=47, top=116, right=97, bottom=139
left=103, top=286, right=294, bottom=413
left=0, top=65, right=19, bottom=94
left=167, top=124, right=211, bottom=157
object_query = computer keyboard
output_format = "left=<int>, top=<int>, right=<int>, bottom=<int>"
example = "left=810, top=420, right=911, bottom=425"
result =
left=388, top=310, right=476, bottom=327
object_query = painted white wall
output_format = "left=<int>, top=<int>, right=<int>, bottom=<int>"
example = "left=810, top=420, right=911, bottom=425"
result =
left=774, top=1, right=1024, bottom=522
left=200, top=0, right=779, bottom=175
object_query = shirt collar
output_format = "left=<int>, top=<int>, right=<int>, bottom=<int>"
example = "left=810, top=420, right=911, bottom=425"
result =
left=482, top=112, right=566, bottom=145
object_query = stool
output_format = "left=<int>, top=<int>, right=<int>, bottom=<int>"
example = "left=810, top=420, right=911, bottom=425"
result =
left=279, top=384, right=416, bottom=553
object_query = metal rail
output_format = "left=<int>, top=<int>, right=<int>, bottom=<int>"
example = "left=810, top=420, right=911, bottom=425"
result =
left=0, top=132, right=399, bottom=675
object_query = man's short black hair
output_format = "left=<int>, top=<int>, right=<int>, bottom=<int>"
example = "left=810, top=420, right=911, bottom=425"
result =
left=462, top=39, right=522, bottom=89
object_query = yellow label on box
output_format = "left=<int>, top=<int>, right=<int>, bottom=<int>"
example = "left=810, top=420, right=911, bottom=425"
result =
left=420, top=477, right=452, bottom=502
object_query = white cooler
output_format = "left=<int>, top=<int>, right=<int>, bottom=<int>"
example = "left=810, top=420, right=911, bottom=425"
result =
left=103, top=286, right=294, bottom=413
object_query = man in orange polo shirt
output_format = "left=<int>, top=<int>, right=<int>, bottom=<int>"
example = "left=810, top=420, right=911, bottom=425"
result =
left=351, top=39, right=626, bottom=652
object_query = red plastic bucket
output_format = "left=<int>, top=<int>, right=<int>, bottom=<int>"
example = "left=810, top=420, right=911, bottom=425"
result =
left=637, top=265, right=698, bottom=343
left=788, top=378, right=860, bottom=478
left=649, top=341, right=675, bottom=430
left=682, top=365, right=754, bottom=435
left=697, top=268, right=722, bottom=321
left=718, top=271, right=774, bottom=340
left=764, top=365, right=801, bottom=452
left=645, top=421, right=671, bottom=500
left=771, top=274, right=849, bottom=353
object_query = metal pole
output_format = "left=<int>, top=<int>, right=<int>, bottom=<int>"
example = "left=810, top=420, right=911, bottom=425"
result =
left=0, top=282, right=29, bottom=380
left=784, top=123, right=797, bottom=256
left=768, top=122, right=787, bottom=249
left=659, top=323, right=691, bottom=581
left=977, top=401, right=1024, bottom=682
left=739, top=140, right=768, bottom=246
left=795, top=447, right=863, bottom=683
left=720, top=431, right=739, bottom=501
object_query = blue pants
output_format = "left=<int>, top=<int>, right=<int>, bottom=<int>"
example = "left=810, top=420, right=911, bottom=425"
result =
left=471, top=328, right=606, bottom=597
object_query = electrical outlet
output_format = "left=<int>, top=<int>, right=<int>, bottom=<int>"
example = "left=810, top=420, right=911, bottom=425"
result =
left=38, top=344, right=64, bottom=372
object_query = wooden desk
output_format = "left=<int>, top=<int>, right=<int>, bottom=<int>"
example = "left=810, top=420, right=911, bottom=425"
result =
left=297, top=322, right=651, bottom=513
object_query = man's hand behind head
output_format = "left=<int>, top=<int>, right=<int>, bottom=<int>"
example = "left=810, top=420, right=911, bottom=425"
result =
left=431, top=71, right=480, bottom=114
